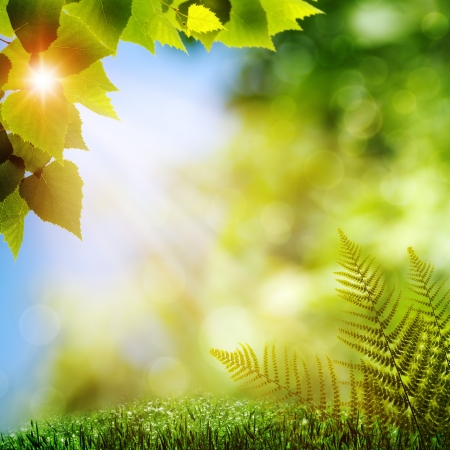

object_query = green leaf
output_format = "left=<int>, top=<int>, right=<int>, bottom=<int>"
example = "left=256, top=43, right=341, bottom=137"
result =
left=0, top=127, right=13, bottom=164
left=9, top=133, right=51, bottom=174
left=187, top=4, right=225, bottom=34
left=0, top=155, right=25, bottom=202
left=65, top=0, right=133, bottom=52
left=7, top=0, right=65, bottom=53
left=259, top=0, right=323, bottom=35
left=215, top=0, right=274, bottom=49
left=2, top=84, right=69, bottom=160
left=0, top=0, right=14, bottom=37
left=1, top=38, right=30, bottom=91
left=121, top=0, right=155, bottom=54
left=19, top=160, right=83, bottom=238
left=0, top=189, right=28, bottom=259
left=173, top=0, right=231, bottom=50
left=41, top=13, right=112, bottom=77
left=65, top=103, right=88, bottom=150
left=0, top=53, right=11, bottom=89
left=147, top=0, right=186, bottom=51
left=61, top=61, right=118, bottom=119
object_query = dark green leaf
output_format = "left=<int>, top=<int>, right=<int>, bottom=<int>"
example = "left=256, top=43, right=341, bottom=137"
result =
left=19, top=160, right=83, bottom=238
left=0, top=53, right=11, bottom=89
left=0, top=127, right=13, bottom=164
left=9, top=134, right=51, bottom=173
left=7, top=0, right=65, bottom=53
left=65, top=0, right=133, bottom=52
left=42, top=13, right=112, bottom=77
left=0, top=155, right=25, bottom=202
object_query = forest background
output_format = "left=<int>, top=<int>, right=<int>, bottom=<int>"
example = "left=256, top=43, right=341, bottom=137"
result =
left=0, top=0, right=449, bottom=430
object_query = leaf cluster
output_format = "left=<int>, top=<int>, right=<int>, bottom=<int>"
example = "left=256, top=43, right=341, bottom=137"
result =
left=0, top=0, right=321, bottom=258
left=211, top=231, right=450, bottom=448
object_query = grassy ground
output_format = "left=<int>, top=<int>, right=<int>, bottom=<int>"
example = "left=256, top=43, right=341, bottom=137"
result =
left=0, top=394, right=446, bottom=449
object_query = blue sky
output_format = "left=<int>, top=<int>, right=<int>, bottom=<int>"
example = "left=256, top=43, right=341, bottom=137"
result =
left=0, top=40, right=241, bottom=430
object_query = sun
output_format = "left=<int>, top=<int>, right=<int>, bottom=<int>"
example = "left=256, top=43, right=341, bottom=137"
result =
left=29, top=66, right=58, bottom=94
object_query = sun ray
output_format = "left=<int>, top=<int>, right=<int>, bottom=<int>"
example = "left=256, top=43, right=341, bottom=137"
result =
left=28, top=65, right=58, bottom=95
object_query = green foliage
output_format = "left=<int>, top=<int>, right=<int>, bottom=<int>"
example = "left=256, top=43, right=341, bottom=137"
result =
left=0, top=0, right=321, bottom=258
left=0, top=189, right=27, bottom=258
left=19, top=160, right=83, bottom=239
left=186, top=4, right=225, bottom=35
left=211, top=231, right=450, bottom=447
left=0, top=395, right=442, bottom=449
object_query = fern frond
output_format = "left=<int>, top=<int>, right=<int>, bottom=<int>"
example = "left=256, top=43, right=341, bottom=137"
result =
left=339, top=319, right=382, bottom=337
left=407, top=247, right=450, bottom=372
left=272, top=343, right=279, bottom=384
left=327, top=356, right=342, bottom=419
left=284, top=347, right=290, bottom=391
left=348, top=367, right=358, bottom=422
left=292, top=351, right=302, bottom=398
left=316, top=356, right=326, bottom=413
left=379, top=290, right=402, bottom=329
left=337, top=336, right=393, bottom=368
left=336, top=230, right=422, bottom=436
left=302, top=359, right=313, bottom=403
left=339, top=327, right=389, bottom=354
left=342, top=309, right=378, bottom=323
left=211, top=343, right=350, bottom=427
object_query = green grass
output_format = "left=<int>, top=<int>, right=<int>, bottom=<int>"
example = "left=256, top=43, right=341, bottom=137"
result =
left=0, top=394, right=447, bottom=449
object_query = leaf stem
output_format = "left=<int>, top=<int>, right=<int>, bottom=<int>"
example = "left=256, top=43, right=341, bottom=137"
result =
left=0, top=37, right=11, bottom=45
left=158, top=0, right=188, bottom=25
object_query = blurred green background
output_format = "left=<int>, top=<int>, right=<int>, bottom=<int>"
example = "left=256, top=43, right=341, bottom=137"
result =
left=18, top=0, right=450, bottom=418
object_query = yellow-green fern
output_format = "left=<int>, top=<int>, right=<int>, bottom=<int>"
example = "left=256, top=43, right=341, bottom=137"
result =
left=210, top=230, right=450, bottom=446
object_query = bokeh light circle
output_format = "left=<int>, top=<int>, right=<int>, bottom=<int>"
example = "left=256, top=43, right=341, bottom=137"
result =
left=343, top=100, right=381, bottom=138
left=422, top=12, right=449, bottom=40
left=19, top=305, right=60, bottom=346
